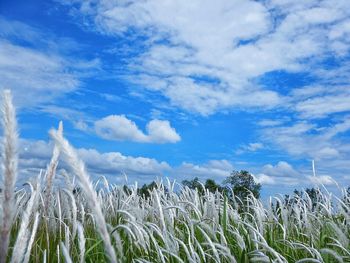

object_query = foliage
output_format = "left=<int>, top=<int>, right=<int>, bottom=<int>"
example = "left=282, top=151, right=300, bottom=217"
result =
left=137, top=181, right=162, bottom=199
left=182, top=177, right=204, bottom=193
left=224, top=170, right=261, bottom=200
left=182, top=177, right=224, bottom=195
left=204, top=179, right=223, bottom=193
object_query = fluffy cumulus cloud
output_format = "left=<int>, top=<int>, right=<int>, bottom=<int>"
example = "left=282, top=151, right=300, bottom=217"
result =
left=94, top=115, right=181, bottom=143
left=146, top=119, right=181, bottom=143
left=77, top=148, right=171, bottom=180
left=262, top=161, right=300, bottom=178
left=62, top=0, right=350, bottom=116
left=254, top=161, right=301, bottom=185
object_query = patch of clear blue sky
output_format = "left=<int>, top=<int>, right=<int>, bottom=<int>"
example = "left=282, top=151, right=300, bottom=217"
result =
left=257, top=70, right=318, bottom=94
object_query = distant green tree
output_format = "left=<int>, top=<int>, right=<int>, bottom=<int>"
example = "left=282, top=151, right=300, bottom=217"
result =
left=283, top=189, right=302, bottom=207
left=137, top=181, right=158, bottom=199
left=305, top=187, right=320, bottom=210
left=224, top=170, right=261, bottom=200
left=123, top=185, right=132, bottom=195
left=182, top=177, right=205, bottom=195
left=282, top=188, right=323, bottom=211
left=293, top=189, right=302, bottom=197
left=204, top=179, right=223, bottom=193
left=182, top=177, right=223, bottom=195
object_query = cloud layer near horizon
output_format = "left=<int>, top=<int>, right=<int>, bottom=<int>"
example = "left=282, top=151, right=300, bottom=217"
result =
left=15, top=138, right=337, bottom=189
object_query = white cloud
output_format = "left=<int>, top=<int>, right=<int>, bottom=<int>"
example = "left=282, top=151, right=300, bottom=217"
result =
left=146, top=119, right=181, bottom=143
left=295, top=93, right=350, bottom=119
left=308, top=175, right=335, bottom=186
left=95, top=115, right=148, bottom=142
left=16, top=138, right=236, bottom=185
left=62, top=0, right=350, bottom=115
left=77, top=148, right=171, bottom=179
left=261, top=121, right=347, bottom=160
left=262, top=161, right=299, bottom=178
left=254, top=174, right=277, bottom=185
left=175, top=160, right=234, bottom=181
left=94, top=115, right=180, bottom=143
left=15, top=138, right=171, bottom=184
left=254, top=161, right=301, bottom=185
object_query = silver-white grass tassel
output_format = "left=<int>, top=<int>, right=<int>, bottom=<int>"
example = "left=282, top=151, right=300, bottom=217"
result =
left=63, top=189, right=77, bottom=239
left=57, top=191, right=62, bottom=238
left=0, top=90, right=19, bottom=262
left=43, top=250, right=47, bottom=263
left=62, top=169, right=74, bottom=192
left=11, top=185, right=40, bottom=263
left=45, top=122, right=62, bottom=211
left=23, top=212, right=40, bottom=263
left=57, top=244, right=60, bottom=263
left=77, top=222, right=85, bottom=263
left=50, top=125, right=117, bottom=263
left=60, top=242, right=73, bottom=263
left=65, top=224, right=71, bottom=253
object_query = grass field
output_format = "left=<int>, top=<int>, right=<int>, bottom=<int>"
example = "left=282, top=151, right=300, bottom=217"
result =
left=1, top=90, right=350, bottom=263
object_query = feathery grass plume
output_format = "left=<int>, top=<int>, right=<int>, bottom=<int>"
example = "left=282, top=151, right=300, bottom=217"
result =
left=50, top=124, right=117, bottom=263
left=23, top=212, right=40, bottom=263
left=63, top=189, right=77, bottom=239
left=0, top=89, right=19, bottom=262
left=44, top=121, right=62, bottom=211
left=64, top=224, right=71, bottom=254
left=77, top=222, right=85, bottom=263
left=11, top=184, right=40, bottom=263
left=42, top=250, right=47, bottom=263
left=60, top=242, right=73, bottom=263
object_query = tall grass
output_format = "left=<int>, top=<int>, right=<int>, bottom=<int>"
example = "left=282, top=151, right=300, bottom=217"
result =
left=0, top=90, right=349, bottom=262
left=0, top=90, right=19, bottom=262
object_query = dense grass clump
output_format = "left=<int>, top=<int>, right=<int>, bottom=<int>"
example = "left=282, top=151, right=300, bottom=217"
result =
left=1, top=90, right=350, bottom=262
left=3, top=175, right=350, bottom=263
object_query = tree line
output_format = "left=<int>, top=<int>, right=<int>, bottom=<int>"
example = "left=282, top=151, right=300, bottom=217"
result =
left=132, top=170, right=350, bottom=209
left=134, top=170, right=261, bottom=200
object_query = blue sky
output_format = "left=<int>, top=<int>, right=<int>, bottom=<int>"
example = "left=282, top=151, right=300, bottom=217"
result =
left=1, top=0, right=350, bottom=196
